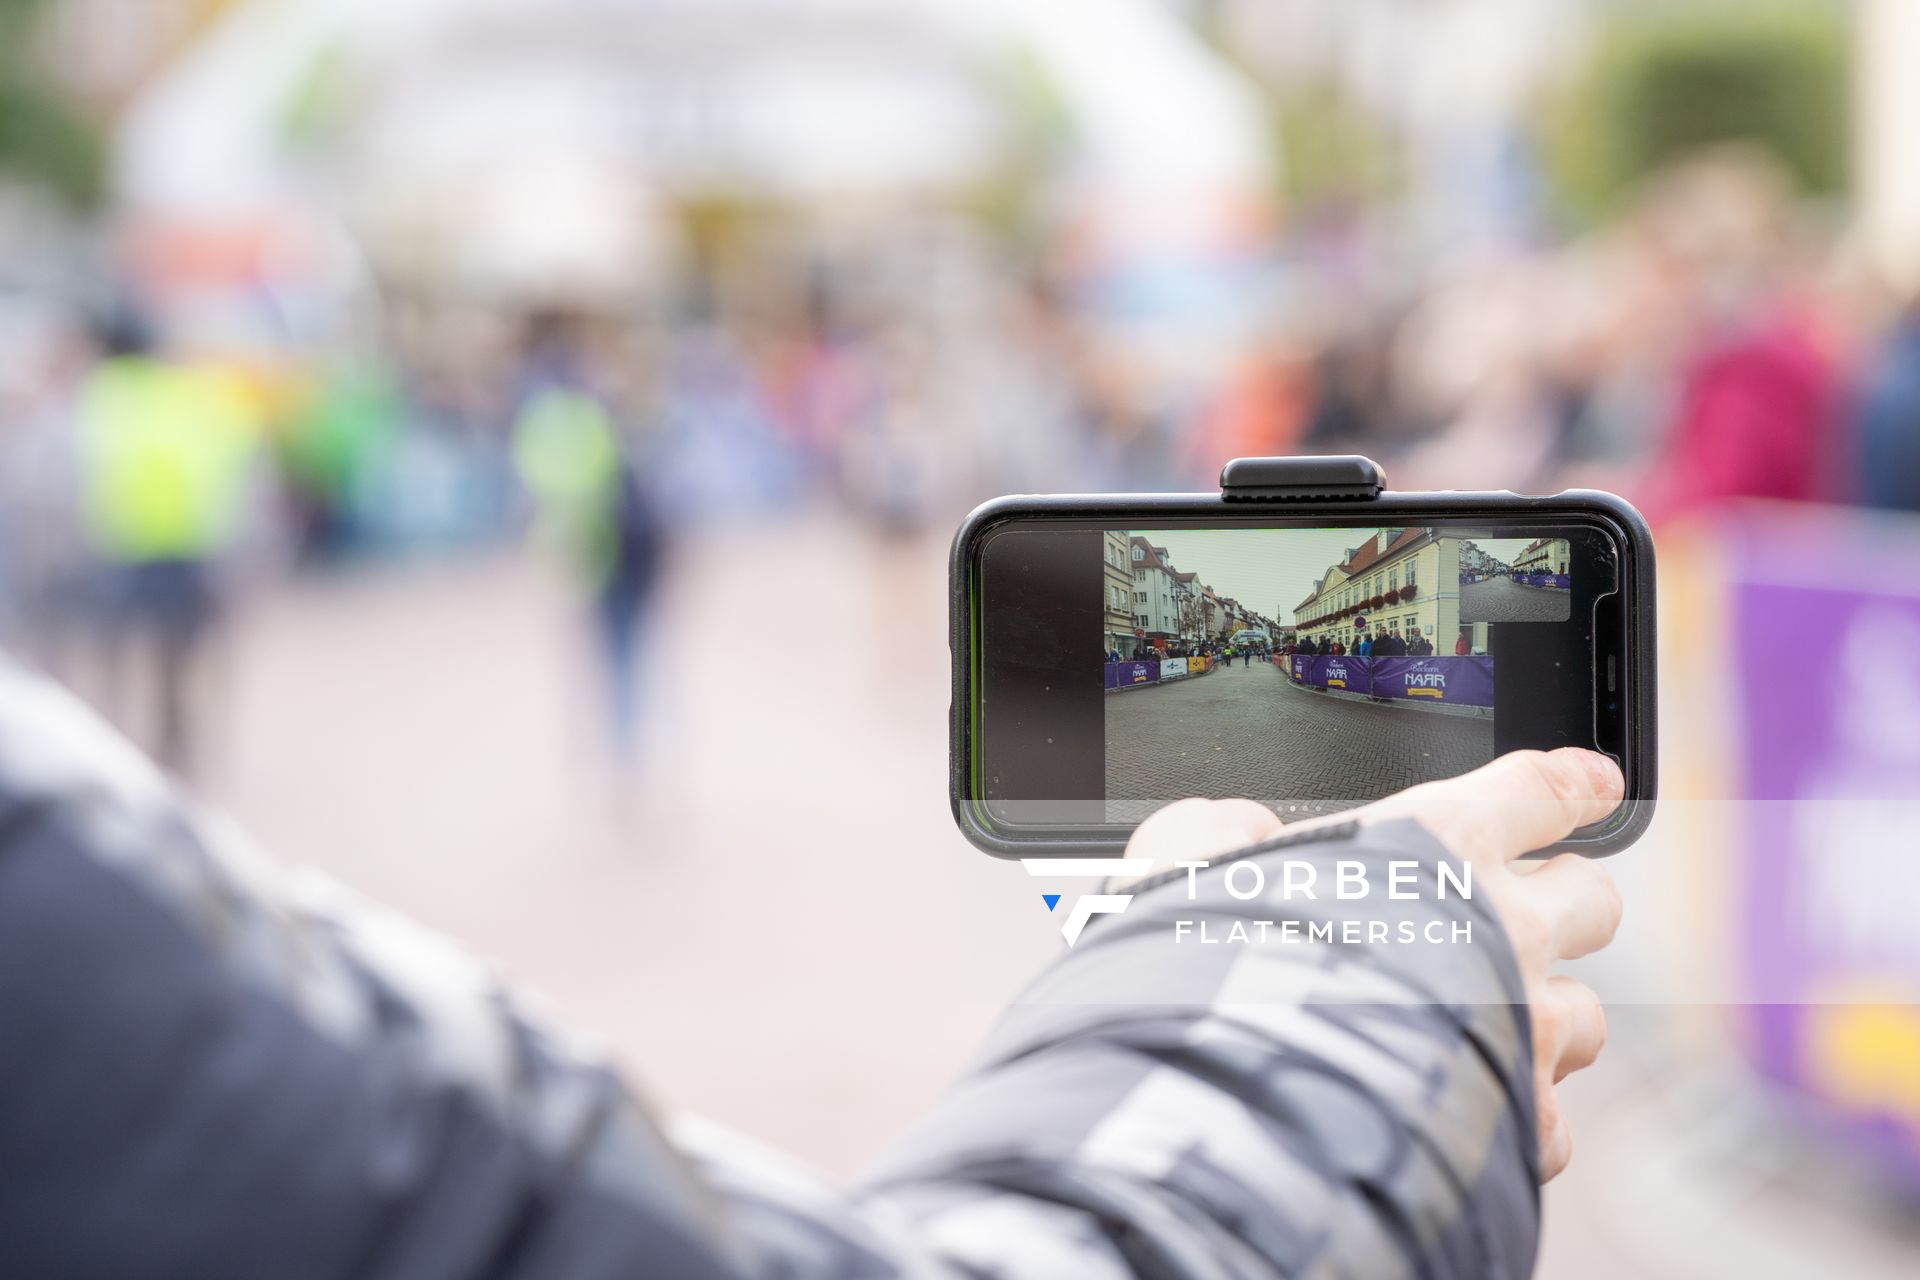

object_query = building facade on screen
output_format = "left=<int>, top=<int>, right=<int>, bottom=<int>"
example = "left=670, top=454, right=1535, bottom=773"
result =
left=1512, top=537, right=1570, bottom=576
left=1104, top=531, right=1137, bottom=656
left=1128, top=537, right=1185, bottom=653
left=1291, top=528, right=1490, bottom=655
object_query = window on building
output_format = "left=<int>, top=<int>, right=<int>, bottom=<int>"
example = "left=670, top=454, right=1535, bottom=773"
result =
left=1389, top=567, right=1398, bottom=592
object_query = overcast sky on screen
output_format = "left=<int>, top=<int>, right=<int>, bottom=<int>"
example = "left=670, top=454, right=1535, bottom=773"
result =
left=1129, top=530, right=1552, bottom=624
left=1129, top=529, right=1373, bottom=622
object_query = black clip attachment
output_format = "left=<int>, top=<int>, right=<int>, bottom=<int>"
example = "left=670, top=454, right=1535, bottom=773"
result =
left=1218, top=455, right=1385, bottom=503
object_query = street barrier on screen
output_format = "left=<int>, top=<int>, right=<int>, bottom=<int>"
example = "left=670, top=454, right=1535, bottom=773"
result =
left=1286, top=654, right=1370, bottom=696
left=1460, top=572, right=1570, bottom=589
left=1279, top=654, right=1494, bottom=708
left=1371, top=656, right=1496, bottom=707
left=1104, top=655, right=1221, bottom=691
left=1103, top=660, right=1157, bottom=690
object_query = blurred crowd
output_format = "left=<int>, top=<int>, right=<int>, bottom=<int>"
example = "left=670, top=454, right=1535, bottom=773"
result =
left=6, top=137, right=1920, bottom=770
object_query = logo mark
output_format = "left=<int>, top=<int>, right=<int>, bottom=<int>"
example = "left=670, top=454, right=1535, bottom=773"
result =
left=1022, top=858, right=1153, bottom=946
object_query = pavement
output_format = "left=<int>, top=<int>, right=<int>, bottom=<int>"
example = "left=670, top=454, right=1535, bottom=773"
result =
left=1462, top=577, right=1571, bottom=622
left=1104, top=658, right=1492, bottom=821
left=188, top=523, right=1057, bottom=1183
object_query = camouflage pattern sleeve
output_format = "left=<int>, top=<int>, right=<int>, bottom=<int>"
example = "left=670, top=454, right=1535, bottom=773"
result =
left=0, top=660, right=1537, bottom=1279
left=848, top=821, right=1541, bottom=1278
left=0, top=661, right=742, bottom=1279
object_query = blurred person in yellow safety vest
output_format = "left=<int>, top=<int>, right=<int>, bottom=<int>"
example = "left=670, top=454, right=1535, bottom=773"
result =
left=512, top=313, right=667, bottom=763
left=76, top=310, right=261, bottom=772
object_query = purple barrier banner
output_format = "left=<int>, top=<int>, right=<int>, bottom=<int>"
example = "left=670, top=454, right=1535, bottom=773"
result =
left=1299, top=654, right=1371, bottom=695
left=1104, top=660, right=1159, bottom=691
left=1728, top=513, right=1920, bottom=1186
left=1369, top=656, right=1495, bottom=707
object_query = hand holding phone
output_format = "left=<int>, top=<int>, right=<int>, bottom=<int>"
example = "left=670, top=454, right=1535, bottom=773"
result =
left=1122, top=745, right=1624, bottom=1178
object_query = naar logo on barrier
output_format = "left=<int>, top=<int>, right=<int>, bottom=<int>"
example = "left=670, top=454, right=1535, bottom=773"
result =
left=1022, top=858, right=1153, bottom=946
left=1405, top=666, right=1447, bottom=697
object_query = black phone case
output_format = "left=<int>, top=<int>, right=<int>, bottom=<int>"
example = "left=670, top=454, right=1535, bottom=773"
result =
left=948, top=457, right=1657, bottom=859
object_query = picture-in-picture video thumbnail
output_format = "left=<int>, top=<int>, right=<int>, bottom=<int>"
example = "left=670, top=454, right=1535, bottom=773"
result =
left=1100, top=527, right=1571, bottom=819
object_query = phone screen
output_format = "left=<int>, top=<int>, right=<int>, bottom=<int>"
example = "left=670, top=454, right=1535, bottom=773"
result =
left=972, top=517, right=1627, bottom=833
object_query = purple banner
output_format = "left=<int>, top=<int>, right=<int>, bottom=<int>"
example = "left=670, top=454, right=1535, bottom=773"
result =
left=1297, top=654, right=1372, bottom=696
left=1104, top=660, right=1159, bottom=692
left=1369, top=656, right=1495, bottom=708
left=1730, top=513, right=1920, bottom=1187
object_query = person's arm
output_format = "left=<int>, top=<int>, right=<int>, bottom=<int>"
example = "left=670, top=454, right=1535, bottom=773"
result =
left=0, top=661, right=743, bottom=1280
left=847, top=820, right=1541, bottom=1278
left=0, top=660, right=1617, bottom=1278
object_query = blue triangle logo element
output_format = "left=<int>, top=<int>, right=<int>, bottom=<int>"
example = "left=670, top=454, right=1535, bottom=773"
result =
left=1042, top=894, right=1062, bottom=912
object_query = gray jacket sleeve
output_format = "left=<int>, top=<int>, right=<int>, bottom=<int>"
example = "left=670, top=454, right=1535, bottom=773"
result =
left=0, top=660, right=1537, bottom=1279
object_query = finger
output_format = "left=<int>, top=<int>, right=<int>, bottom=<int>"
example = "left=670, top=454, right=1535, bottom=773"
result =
left=1537, top=1096, right=1573, bottom=1182
left=1126, top=797, right=1285, bottom=864
left=1363, top=748, right=1623, bottom=866
left=1514, top=855, right=1624, bottom=960
left=1543, top=975, right=1607, bottom=1080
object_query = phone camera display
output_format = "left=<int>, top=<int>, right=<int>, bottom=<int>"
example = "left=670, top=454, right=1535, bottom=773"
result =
left=1102, top=526, right=1575, bottom=823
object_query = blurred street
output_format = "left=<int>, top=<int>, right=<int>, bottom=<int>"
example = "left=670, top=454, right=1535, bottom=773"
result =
left=195, top=517, right=1056, bottom=1180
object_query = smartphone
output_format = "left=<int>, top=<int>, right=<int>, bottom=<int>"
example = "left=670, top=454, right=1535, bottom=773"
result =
left=950, top=482, right=1655, bottom=857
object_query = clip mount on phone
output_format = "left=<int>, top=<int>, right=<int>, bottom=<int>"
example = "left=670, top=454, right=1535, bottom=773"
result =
left=1217, top=454, right=1387, bottom=502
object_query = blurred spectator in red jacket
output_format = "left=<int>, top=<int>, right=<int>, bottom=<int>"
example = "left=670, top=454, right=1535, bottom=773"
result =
left=1628, top=149, right=1843, bottom=525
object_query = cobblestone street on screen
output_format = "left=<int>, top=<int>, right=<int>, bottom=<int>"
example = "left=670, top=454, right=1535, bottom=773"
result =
left=1105, top=661, right=1493, bottom=820
left=1459, top=577, right=1570, bottom=622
